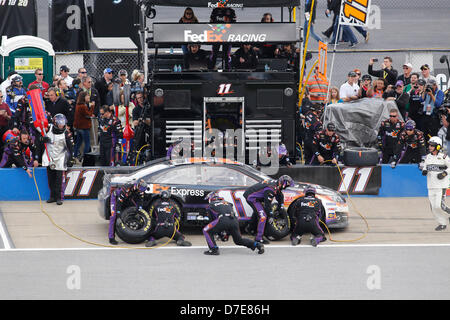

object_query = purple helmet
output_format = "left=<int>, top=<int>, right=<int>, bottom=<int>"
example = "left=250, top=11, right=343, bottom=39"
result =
left=304, top=186, right=316, bottom=197
left=205, top=192, right=223, bottom=204
left=405, top=120, right=416, bottom=130
left=278, top=175, right=294, bottom=190
left=137, top=179, right=148, bottom=192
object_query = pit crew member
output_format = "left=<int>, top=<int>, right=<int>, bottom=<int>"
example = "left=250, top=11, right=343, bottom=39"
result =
left=203, top=192, right=264, bottom=256
left=290, top=186, right=326, bottom=247
left=145, top=190, right=192, bottom=247
left=310, top=122, right=341, bottom=165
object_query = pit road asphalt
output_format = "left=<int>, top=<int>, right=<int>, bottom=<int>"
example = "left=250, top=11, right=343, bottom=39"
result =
left=0, top=198, right=449, bottom=299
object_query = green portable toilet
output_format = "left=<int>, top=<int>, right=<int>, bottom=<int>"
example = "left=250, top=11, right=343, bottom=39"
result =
left=0, top=36, right=55, bottom=89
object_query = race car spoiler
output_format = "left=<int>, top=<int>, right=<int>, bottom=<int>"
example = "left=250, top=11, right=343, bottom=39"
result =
left=145, top=0, right=300, bottom=8
left=153, top=22, right=298, bottom=44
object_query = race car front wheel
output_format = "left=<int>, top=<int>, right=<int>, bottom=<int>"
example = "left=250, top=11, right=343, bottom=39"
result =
left=264, top=207, right=291, bottom=241
left=116, top=207, right=153, bottom=244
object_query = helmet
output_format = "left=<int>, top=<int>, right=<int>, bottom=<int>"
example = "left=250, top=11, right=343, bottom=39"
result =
left=278, top=175, right=294, bottom=190
left=205, top=192, right=223, bottom=204
left=326, top=122, right=336, bottom=131
left=53, top=114, right=67, bottom=127
left=137, top=179, right=148, bottom=192
left=160, top=190, right=170, bottom=199
left=304, top=186, right=316, bottom=197
left=429, top=136, right=442, bottom=151
left=11, top=75, right=23, bottom=85
left=405, top=120, right=416, bottom=130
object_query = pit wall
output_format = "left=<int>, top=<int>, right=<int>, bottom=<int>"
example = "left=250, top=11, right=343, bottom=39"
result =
left=0, top=164, right=428, bottom=201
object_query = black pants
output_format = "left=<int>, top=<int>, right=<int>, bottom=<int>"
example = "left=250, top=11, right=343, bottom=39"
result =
left=292, top=215, right=325, bottom=243
left=99, top=142, right=113, bottom=167
left=398, top=148, right=422, bottom=164
left=381, top=146, right=395, bottom=164
left=208, top=44, right=232, bottom=70
left=203, top=216, right=256, bottom=250
left=47, top=167, right=64, bottom=201
left=149, top=224, right=184, bottom=242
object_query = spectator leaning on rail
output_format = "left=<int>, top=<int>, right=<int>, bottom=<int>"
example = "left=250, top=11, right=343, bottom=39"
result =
left=358, top=74, right=374, bottom=98
left=368, top=57, right=398, bottom=87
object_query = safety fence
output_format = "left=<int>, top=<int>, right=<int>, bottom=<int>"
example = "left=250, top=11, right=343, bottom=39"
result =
left=55, top=50, right=142, bottom=83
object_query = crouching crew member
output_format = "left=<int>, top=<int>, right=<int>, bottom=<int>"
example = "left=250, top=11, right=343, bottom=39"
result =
left=109, top=179, right=148, bottom=245
left=145, top=190, right=191, bottom=247
left=203, top=192, right=264, bottom=256
left=421, top=136, right=450, bottom=231
left=0, top=131, right=38, bottom=177
left=310, top=122, right=341, bottom=165
left=290, top=186, right=326, bottom=247
left=42, top=114, right=74, bottom=205
left=391, top=119, right=426, bottom=167
left=244, top=175, right=294, bottom=244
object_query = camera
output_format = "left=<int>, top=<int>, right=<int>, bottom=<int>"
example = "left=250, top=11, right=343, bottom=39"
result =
left=425, top=85, right=433, bottom=92
left=372, top=58, right=378, bottom=62
left=437, top=103, right=450, bottom=117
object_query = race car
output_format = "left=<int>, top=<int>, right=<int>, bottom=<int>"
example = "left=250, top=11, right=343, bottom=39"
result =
left=98, top=157, right=349, bottom=243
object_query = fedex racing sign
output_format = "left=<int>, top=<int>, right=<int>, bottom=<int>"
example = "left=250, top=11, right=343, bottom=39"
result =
left=153, top=23, right=297, bottom=44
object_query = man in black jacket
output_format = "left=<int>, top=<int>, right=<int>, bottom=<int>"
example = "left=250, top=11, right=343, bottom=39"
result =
left=45, top=88, right=72, bottom=121
left=383, top=80, right=410, bottom=119
left=231, top=44, right=258, bottom=70
left=183, top=44, right=209, bottom=70
left=368, top=57, right=398, bottom=86
left=95, top=68, right=113, bottom=106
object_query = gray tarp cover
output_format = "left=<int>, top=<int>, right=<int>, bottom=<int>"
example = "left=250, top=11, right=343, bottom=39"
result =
left=323, top=98, right=403, bottom=149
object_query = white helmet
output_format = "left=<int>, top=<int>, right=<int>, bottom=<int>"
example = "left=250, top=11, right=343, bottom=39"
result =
left=429, top=136, right=442, bottom=151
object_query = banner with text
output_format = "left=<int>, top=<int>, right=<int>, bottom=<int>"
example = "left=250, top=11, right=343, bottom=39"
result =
left=50, top=0, right=89, bottom=51
left=339, top=0, right=372, bottom=27
left=153, top=23, right=297, bottom=44
left=0, top=0, right=37, bottom=38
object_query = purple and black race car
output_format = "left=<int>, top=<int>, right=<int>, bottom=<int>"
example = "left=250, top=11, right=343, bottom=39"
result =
left=98, top=157, right=349, bottom=243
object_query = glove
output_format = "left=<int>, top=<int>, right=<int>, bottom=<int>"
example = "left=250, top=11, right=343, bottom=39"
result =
left=390, top=161, right=396, bottom=169
left=67, top=157, right=74, bottom=167
left=422, top=170, right=428, bottom=176
left=437, top=172, right=448, bottom=180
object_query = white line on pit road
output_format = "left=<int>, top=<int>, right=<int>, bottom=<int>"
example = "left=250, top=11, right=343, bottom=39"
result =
left=1, top=243, right=450, bottom=253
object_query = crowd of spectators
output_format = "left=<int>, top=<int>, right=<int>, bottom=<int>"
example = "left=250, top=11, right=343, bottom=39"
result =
left=0, top=64, right=151, bottom=175
left=300, top=55, right=450, bottom=166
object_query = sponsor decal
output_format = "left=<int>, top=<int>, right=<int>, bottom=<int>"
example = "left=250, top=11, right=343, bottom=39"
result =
left=184, top=24, right=267, bottom=43
left=207, top=0, right=244, bottom=8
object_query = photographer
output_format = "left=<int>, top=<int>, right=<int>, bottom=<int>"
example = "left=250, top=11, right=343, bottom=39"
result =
left=440, top=103, right=450, bottom=156
left=368, top=57, right=398, bottom=87
left=409, top=78, right=425, bottom=127
left=421, top=79, right=444, bottom=140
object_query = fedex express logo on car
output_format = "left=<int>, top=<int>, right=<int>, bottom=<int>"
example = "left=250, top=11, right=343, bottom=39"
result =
left=184, top=25, right=267, bottom=43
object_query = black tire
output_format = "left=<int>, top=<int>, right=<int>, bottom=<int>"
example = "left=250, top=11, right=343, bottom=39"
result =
left=264, top=207, right=291, bottom=241
left=115, top=207, right=153, bottom=244
left=343, top=147, right=379, bottom=166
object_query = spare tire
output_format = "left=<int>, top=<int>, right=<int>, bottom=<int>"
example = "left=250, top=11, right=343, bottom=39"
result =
left=343, top=147, right=379, bottom=166
left=264, top=207, right=291, bottom=241
left=116, top=207, right=153, bottom=244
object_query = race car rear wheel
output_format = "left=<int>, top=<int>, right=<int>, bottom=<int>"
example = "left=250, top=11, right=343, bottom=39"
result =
left=116, top=207, right=153, bottom=244
left=264, top=207, right=291, bottom=241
